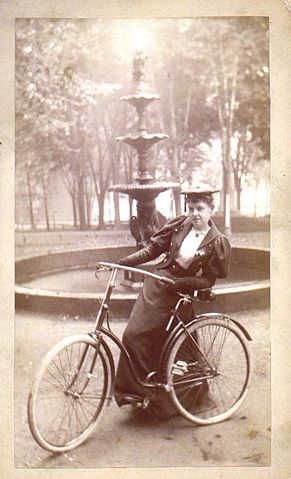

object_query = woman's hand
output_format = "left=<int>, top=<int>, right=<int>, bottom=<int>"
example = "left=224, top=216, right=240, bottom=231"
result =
left=159, top=277, right=175, bottom=287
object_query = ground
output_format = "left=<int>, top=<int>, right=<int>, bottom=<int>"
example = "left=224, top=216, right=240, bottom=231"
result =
left=15, top=307, right=270, bottom=469
left=14, top=228, right=270, bottom=468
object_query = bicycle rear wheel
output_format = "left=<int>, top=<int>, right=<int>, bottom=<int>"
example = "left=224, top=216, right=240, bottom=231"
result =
left=166, top=317, right=251, bottom=425
left=28, top=334, right=110, bottom=452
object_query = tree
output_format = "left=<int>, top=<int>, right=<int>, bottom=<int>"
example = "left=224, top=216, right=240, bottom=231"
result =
left=16, top=18, right=125, bottom=229
left=163, top=17, right=269, bottom=229
left=15, top=17, right=269, bottom=230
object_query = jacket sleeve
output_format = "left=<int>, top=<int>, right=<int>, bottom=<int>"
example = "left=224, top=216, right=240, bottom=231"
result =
left=117, top=242, right=164, bottom=266
left=117, top=216, right=186, bottom=266
left=204, top=235, right=231, bottom=279
left=173, top=235, right=231, bottom=294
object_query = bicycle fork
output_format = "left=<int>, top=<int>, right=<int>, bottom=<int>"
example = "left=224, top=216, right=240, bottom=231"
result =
left=64, top=339, right=101, bottom=397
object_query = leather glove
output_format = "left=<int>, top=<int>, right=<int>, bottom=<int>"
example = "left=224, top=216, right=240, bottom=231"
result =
left=117, top=243, right=161, bottom=267
left=173, top=275, right=216, bottom=295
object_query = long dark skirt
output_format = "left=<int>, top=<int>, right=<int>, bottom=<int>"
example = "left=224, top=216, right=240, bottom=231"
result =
left=114, top=268, right=192, bottom=417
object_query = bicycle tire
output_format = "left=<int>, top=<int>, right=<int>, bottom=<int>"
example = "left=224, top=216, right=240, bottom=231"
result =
left=165, top=317, right=251, bottom=425
left=27, top=334, right=110, bottom=452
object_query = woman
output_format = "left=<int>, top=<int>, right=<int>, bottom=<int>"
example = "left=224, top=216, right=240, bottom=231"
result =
left=114, top=185, right=231, bottom=417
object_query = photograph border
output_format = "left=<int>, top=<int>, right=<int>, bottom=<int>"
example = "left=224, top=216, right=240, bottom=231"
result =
left=1, top=1, right=290, bottom=478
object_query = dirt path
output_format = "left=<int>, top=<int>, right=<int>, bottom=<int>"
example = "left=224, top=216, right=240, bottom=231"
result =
left=15, top=308, right=270, bottom=468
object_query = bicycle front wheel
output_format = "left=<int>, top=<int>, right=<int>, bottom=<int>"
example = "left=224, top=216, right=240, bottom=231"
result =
left=166, top=318, right=251, bottom=425
left=28, top=334, right=110, bottom=452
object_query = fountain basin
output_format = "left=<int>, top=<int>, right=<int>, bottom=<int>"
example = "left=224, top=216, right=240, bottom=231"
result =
left=15, top=245, right=270, bottom=317
left=121, top=93, right=160, bottom=108
left=116, top=133, right=169, bottom=150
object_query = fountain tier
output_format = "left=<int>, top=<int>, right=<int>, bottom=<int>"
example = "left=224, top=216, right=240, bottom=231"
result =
left=111, top=50, right=180, bottom=247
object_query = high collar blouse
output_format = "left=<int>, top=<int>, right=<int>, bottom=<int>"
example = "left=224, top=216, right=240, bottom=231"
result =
left=174, top=226, right=210, bottom=269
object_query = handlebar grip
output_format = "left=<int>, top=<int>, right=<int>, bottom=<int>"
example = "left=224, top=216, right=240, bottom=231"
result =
left=96, top=262, right=111, bottom=271
left=197, top=289, right=216, bottom=302
left=208, top=292, right=216, bottom=301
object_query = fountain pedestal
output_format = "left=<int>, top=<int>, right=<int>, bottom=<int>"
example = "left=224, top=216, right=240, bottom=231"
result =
left=109, top=50, right=180, bottom=249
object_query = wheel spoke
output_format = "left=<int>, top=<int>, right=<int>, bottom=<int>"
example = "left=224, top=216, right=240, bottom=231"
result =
left=29, top=337, right=109, bottom=451
left=44, top=367, right=67, bottom=391
left=167, top=319, right=250, bottom=424
left=49, top=395, right=71, bottom=444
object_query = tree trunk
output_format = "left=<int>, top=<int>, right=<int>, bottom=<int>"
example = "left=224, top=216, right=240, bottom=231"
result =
left=237, top=186, right=241, bottom=212
left=234, top=172, right=242, bottom=213
left=59, top=164, right=79, bottom=228
left=184, top=70, right=194, bottom=134
left=41, top=174, right=50, bottom=231
left=172, top=185, right=181, bottom=216
left=111, top=153, right=121, bottom=227
left=220, top=128, right=232, bottom=235
left=97, top=192, right=105, bottom=230
left=214, top=42, right=239, bottom=235
left=26, top=169, right=35, bottom=230
left=222, top=165, right=232, bottom=235
left=85, top=191, right=91, bottom=228
left=69, top=192, right=78, bottom=229
left=77, top=175, right=86, bottom=230
left=222, top=97, right=233, bottom=235
left=253, top=178, right=261, bottom=218
left=168, top=79, right=181, bottom=216
left=84, top=175, right=93, bottom=228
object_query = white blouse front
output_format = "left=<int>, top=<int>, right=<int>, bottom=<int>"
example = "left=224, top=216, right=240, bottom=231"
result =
left=175, top=227, right=209, bottom=269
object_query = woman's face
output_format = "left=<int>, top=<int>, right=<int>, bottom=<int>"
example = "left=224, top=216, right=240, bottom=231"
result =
left=187, top=199, right=212, bottom=230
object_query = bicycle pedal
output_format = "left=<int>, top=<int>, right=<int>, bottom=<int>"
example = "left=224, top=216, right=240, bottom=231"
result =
left=133, top=397, right=150, bottom=410
left=172, top=360, right=189, bottom=376
left=172, top=368, right=185, bottom=376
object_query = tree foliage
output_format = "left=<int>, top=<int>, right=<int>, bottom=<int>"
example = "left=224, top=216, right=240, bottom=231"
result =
left=16, top=17, right=269, bottom=229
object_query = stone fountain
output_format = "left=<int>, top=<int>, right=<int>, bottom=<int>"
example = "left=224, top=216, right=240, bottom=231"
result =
left=109, top=50, right=180, bottom=248
left=14, top=51, right=270, bottom=316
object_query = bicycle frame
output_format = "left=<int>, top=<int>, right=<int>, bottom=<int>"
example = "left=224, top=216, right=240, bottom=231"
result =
left=91, top=262, right=225, bottom=394
left=91, top=262, right=176, bottom=393
left=93, top=262, right=175, bottom=330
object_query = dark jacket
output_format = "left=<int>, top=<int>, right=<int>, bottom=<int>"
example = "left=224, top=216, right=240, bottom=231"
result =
left=118, top=215, right=231, bottom=294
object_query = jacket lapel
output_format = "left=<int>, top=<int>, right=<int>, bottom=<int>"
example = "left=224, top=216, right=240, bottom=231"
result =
left=197, top=220, right=220, bottom=249
left=170, top=218, right=221, bottom=260
left=171, top=217, right=193, bottom=252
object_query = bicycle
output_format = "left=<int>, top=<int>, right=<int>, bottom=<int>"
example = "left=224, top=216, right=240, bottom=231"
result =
left=27, top=261, right=252, bottom=453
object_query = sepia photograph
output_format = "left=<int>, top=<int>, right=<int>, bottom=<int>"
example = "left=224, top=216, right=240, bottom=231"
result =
left=13, top=16, right=272, bottom=469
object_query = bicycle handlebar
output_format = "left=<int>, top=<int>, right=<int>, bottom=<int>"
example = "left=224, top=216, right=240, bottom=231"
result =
left=96, top=261, right=175, bottom=286
left=96, top=262, right=216, bottom=302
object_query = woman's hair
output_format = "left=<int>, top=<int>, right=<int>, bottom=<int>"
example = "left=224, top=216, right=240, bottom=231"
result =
left=186, top=194, right=215, bottom=210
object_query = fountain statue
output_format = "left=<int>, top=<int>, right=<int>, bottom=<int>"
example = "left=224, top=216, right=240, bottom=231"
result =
left=109, top=50, right=180, bottom=248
